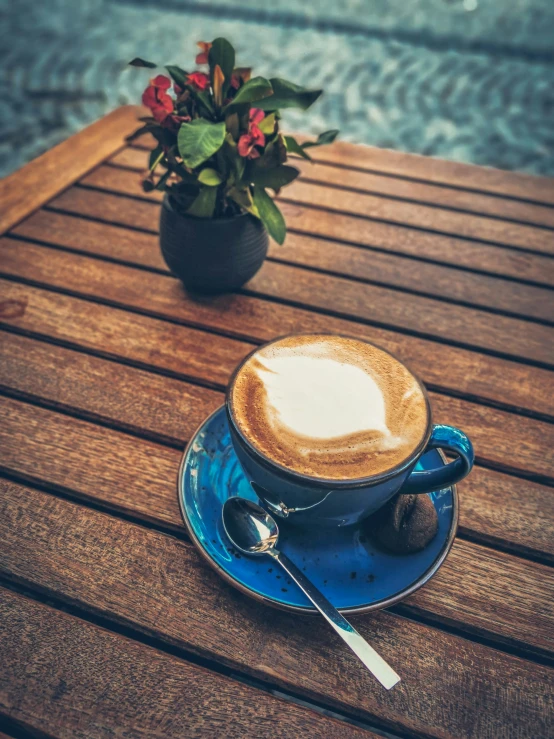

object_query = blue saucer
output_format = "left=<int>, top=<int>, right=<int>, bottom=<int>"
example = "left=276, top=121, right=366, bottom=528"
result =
left=178, top=406, right=458, bottom=614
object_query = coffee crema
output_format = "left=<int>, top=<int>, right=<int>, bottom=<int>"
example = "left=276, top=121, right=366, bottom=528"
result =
left=230, top=335, right=429, bottom=480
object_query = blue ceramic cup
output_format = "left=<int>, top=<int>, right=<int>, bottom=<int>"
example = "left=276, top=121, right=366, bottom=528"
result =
left=226, top=336, right=474, bottom=528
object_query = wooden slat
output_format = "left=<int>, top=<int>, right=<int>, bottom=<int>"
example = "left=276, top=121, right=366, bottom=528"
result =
left=87, top=161, right=554, bottom=254
left=12, top=209, right=164, bottom=271
left=56, top=176, right=554, bottom=285
left=1, top=589, right=372, bottom=739
left=2, top=244, right=552, bottom=420
left=1, top=330, right=553, bottom=481
left=304, top=138, right=554, bottom=207
left=279, top=202, right=554, bottom=287
left=13, top=209, right=554, bottom=323
left=0, top=396, right=183, bottom=531
left=2, top=362, right=554, bottom=564
left=248, top=263, right=554, bottom=367
left=1, top=478, right=553, bottom=739
left=0, top=107, right=144, bottom=235
left=0, top=331, right=222, bottom=446
left=270, top=233, right=554, bottom=323
left=282, top=180, right=554, bottom=254
left=295, top=160, right=554, bottom=230
left=5, top=239, right=553, bottom=370
left=114, top=146, right=554, bottom=229
left=0, top=278, right=253, bottom=387
left=1, top=383, right=553, bottom=655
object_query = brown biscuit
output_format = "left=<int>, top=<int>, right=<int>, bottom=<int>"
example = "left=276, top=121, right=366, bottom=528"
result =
left=366, top=493, right=438, bottom=554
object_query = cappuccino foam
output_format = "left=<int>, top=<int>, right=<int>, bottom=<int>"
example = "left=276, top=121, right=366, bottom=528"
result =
left=230, top=335, right=428, bottom=480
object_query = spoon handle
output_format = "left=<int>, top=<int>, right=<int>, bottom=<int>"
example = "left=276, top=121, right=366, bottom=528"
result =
left=270, top=549, right=400, bottom=690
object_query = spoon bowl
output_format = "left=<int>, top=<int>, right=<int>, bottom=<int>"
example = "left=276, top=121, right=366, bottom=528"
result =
left=222, top=497, right=279, bottom=555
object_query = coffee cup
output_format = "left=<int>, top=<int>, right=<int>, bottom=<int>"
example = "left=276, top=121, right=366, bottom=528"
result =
left=226, top=334, right=474, bottom=528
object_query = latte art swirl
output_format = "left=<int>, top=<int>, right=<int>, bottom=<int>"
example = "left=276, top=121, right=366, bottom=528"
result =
left=230, top=335, right=429, bottom=480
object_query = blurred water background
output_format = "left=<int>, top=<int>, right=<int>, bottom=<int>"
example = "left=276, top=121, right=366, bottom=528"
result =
left=1, top=0, right=553, bottom=178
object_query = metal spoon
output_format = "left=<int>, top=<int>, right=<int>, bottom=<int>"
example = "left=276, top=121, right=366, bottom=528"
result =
left=222, top=496, right=400, bottom=690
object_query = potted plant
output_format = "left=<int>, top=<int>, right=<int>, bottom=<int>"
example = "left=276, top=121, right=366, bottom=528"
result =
left=129, top=38, right=338, bottom=293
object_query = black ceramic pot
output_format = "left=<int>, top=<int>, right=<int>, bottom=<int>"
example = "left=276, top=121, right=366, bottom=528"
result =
left=159, top=194, right=269, bottom=293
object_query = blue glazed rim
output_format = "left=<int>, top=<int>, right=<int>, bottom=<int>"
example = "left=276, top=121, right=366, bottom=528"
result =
left=177, top=405, right=459, bottom=615
left=225, top=333, right=433, bottom=490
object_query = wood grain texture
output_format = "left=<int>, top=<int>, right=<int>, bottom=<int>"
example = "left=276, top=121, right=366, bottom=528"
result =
left=0, top=107, right=144, bottom=235
left=0, top=331, right=222, bottom=447
left=0, top=589, right=372, bottom=739
left=114, top=146, right=554, bottom=229
left=1, top=330, right=552, bottom=480
left=0, top=277, right=254, bottom=388
left=281, top=180, right=554, bottom=254
left=73, top=168, right=554, bottom=286
left=0, top=396, right=183, bottom=531
left=300, top=137, right=554, bottom=207
left=84, top=163, right=554, bottom=254
left=1, top=244, right=552, bottom=419
left=268, top=233, right=553, bottom=323
left=14, top=209, right=554, bottom=322
left=1, top=396, right=553, bottom=656
left=246, top=262, right=554, bottom=367
left=1, top=478, right=553, bottom=739
left=291, top=159, right=554, bottom=230
left=1, top=373, right=553, bottom=564
left=4, top=237, right=553, bottom=369
left=279, top=200, right=554, bottom=286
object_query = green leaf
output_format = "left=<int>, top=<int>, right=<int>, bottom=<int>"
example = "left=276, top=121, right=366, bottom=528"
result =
left=193, top=89, right=216, bottom=117
left=208, top=38, right=235, bottom=97
left=302, top=129, right=340, bottom=148
left=227, top=186, right=258, bottom=216
left=198, top=168, right=223, bottom=186
left=148, top=145, right=164, bottom=171
left=225, top=112, right=239, bottom=140
left=258, top=112, right=276, bottom=135
left=284, top=135, right=312, bottom=161
left=186, top=187, right=217, bottom=218
left=166, top=65, right=188, bottom=89
left=255, top=134, right=288, bottom=169
left=129, top=57, right=157, bottom=68
left=249, top=164, right=299, bottom=192
left=177, top=120, right=226, bottom=169
left=224, top=76, right=273, bottom=108
left=257, top=78, right=322, bottom=111
left=253, top=186, right=286, bottom=244
left=224, top=134, right=245, bottom=182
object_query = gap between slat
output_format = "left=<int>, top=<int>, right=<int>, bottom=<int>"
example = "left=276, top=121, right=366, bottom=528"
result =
left=3, top=235, right=554, bottom=373
left=0, top=470, right=553, bottom=670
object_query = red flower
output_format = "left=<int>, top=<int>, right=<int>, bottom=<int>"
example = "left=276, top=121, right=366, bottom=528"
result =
left=142, top=75, right=173, bottom=123
left=187, top=71, right=210, bottom=91
left=196, top=41, right=212, bottom=65
left=238, top=108, right=266, bottom=159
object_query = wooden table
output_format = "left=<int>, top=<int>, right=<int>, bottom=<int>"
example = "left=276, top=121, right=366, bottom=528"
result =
left=1, top=106, right=553, bottom=739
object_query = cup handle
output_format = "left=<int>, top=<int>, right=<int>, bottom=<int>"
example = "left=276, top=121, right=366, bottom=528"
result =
left=398, top=424, right=474, bottom=496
